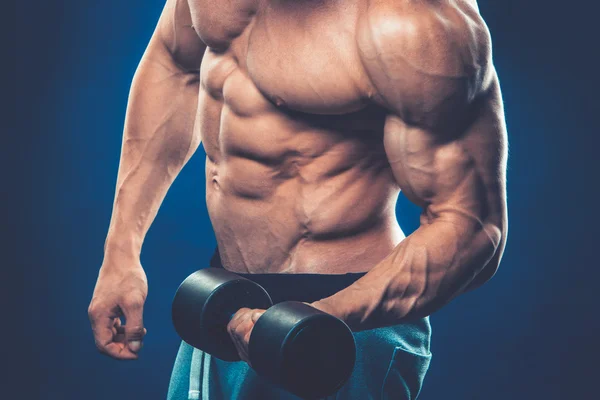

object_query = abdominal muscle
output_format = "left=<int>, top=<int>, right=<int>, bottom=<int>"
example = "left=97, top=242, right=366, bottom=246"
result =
left=199, top=55, right=405, bottom=275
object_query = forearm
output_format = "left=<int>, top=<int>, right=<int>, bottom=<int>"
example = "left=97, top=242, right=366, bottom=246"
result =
left=105, top=43, right=201, bottom=258
left=312, top=213, right=505, bottom=331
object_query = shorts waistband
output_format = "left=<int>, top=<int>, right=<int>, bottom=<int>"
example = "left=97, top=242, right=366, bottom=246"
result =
left=209, top=247, right=366, bottom=304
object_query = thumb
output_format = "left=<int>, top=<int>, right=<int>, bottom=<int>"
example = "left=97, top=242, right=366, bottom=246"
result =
left=251, top=310, right=265, bottom=323
left=125, top=326, right=147, bottom=353
left=121, top=295, right=146, bottom=353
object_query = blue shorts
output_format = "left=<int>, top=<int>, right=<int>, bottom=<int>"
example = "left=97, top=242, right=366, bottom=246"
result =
left=167, top=319, right=431, bottom=400
left=167, top=251, right=432, bottom=399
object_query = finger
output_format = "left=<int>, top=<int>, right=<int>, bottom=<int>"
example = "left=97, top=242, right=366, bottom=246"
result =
left=250, top=310, right=265, bottom=323
left=89, top=302, right=141, bottom=360
left=229, top=330, right=248, bottom=363
left=229, top=308, right=251, bottom=325
left=227, top=311, right=246, bottom=340
left=124, top=326, right=145, bottom=353
left=92, top=320, right=138, bottom=360
left=238, top=318, right=255, bottom=363
left=227, top=314, right=248, bottom=360
left=89, top=304, right=120, bottom=354
left=228, top=309, right=260, bottom=342
left=101, top=342, right=139, bottom=360
left=120, top=295, right=146, bottom=353
left=227, top=308, right=251, bottom=340
left=113, top=318, right=126, bottom=343
left=231, top=317, right=255, bottom=363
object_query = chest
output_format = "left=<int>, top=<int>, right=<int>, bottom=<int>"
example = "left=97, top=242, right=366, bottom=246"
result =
left=190, top=0, right=373, bottom=114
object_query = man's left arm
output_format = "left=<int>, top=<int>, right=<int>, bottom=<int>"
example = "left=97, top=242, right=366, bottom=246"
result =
left=312, top=4, right=508, bottom=331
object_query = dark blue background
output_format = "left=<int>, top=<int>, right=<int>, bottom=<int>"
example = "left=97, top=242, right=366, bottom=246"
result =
left=14, top=1, right=598, bottom=399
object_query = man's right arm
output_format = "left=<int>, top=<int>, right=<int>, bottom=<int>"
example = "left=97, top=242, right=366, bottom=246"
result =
left=106, top=0, right=205, bottom=258
left=88, top=0, right=206, bottom=360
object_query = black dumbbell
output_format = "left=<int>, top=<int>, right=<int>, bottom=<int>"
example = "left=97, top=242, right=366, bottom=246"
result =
left=171, top=268, right=274, bottom=361
left=172, top=268, right=356, bottom=399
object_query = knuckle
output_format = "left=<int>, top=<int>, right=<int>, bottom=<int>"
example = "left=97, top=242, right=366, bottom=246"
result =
left=88, top=304, right=102, bottom=319
left=122, top=294, right=144, bottom=309
left=125, top=326, right=145, bottom=339
left=94, top=341, right=106, bottom=354
left=228, top=323, right=239, bottom=337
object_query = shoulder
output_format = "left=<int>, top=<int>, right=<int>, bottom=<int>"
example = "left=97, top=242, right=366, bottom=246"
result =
left=357, top=0, right=494, bottom=126
left=152, top=0, right=206, bottom=72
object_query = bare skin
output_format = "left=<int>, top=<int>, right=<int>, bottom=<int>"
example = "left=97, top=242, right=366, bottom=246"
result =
left=88, top=0, right=507, bottom=364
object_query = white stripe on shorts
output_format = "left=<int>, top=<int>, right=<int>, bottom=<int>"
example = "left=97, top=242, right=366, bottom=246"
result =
left=188, top=349, right=211, bottom=400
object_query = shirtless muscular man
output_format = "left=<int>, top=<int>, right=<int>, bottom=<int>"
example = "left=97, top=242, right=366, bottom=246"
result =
left=88, top=0, right=508, bottom=398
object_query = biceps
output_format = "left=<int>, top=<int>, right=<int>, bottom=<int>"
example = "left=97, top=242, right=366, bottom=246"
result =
left=384, top=90, right=508, bottom=232
left=386, top=122, right=481, bottom=212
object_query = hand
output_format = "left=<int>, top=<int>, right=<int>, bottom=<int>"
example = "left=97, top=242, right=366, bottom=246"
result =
left=88, top=256, right=148, bottom=360
left=227, top=308, right=266, bottom=364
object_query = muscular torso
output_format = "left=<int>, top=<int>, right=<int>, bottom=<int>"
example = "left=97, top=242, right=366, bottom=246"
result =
left=184, top=0, right=491, bottom=274
left=191, top=0, right=402, bottom=273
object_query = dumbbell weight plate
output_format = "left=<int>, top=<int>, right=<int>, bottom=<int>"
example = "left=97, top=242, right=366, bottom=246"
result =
left=172, top=268, right=273, bottom=361
left=249, top=301, right=356, bottom=398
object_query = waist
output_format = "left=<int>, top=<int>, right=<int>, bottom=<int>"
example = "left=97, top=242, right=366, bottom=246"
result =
left=209, top=209, right=405, bottom=275
left=210, top=247, right=368, bottom=304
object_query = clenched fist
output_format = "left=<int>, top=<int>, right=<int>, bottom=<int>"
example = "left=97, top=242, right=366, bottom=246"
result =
left=88, top=256, right=148, bottom=360
left=227, top=308, right=266, bottom=364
